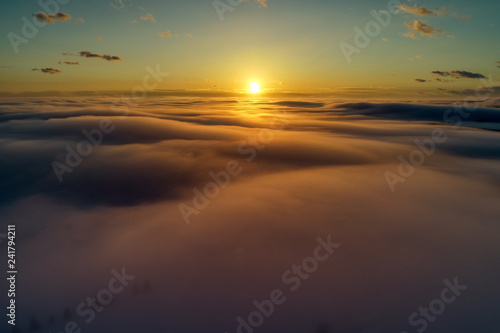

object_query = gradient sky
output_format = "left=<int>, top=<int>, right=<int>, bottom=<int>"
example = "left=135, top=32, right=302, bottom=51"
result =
left=0, top=0, right=499, bottom=95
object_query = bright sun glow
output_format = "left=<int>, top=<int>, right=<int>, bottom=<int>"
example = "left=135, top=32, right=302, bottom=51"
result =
left=250, top=82, right=261, bottom=93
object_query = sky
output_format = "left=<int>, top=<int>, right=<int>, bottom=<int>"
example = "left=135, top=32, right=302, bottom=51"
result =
left=0, top=0, right=499, bottom=96
left=1, top=3, right=500, bottom=332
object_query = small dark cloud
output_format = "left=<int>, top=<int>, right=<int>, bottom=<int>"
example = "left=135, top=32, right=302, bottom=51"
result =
left=432, top=70, right=486, bottom=79
left=453, top=70, right=486, bottom=79
left=496, top=61, right=500, bottom=68
left=415, top=79, right=428, bottom=83
left=80, top=51, right=122, bottom=61
left=32, top=68, right=62, bottom=74
left=58, top=61, right=80, bottom=65
left=102, top=55, right=122, bottom=61
left=79, top=51, right=101, bottom=58
left=432, top=71, right=447, bottom=76
left=33, top=12, right=72, bottom=24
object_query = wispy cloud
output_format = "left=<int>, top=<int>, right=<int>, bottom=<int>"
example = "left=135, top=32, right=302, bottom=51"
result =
left=75, top=17, right=84, bottom=24
left=157, top=31, right=172, bottom=38
left=415, top=79, right=428, bottom=83
left=398, top=4, right=447, bottom=16
left=255, top=0, right=268, bottom=7
left=96, top=35, right=102, bottom=40
left=185, top=33, right=193, bottom=38
left=32, top=68, right=62, bottom=74
left=454, top=14, right=472, bottom=22
left=58, top=61, right=80, bottom=65
left=110, top=0, right=127, bottom=10
left=432, top=70, right=486, bottom=79
left=404, top=20, right=444, bottom=38
left=140, top=13, right=156, bottom=23
left=434, top=78, right=452, bottom=83
left=33, top=12, right=72, bottom=24
left=80, top=51, right=123, bottom=61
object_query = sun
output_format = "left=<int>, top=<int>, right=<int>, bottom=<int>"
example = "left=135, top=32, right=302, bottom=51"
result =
left=249, top=82, right=261, bottom=93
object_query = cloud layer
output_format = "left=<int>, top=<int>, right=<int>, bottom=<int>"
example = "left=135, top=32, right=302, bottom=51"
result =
left=0, top=97, right=499, bottom=333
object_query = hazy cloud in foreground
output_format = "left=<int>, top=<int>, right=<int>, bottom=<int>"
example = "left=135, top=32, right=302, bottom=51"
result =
left=0, top=97, right=499, bottom=333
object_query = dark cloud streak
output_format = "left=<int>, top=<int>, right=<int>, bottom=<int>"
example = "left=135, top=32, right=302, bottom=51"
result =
left=33, top=12, right=72, bottom=23
left=432, top=70, right=486, bottom=79
left=32, top=68, right=62, bottom=74
left=80, top=51, right=123, bottom=61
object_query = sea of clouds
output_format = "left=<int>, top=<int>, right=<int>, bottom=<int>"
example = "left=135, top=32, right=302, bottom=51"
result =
left=0, top=97, right=499, bottom=333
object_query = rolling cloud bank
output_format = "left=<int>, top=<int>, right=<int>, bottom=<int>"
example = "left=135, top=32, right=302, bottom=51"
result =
left=0, top=97, right=499, bottom=333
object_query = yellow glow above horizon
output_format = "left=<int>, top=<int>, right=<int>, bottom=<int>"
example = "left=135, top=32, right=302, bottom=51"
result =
left=250, top=82, right=261, bottom=93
